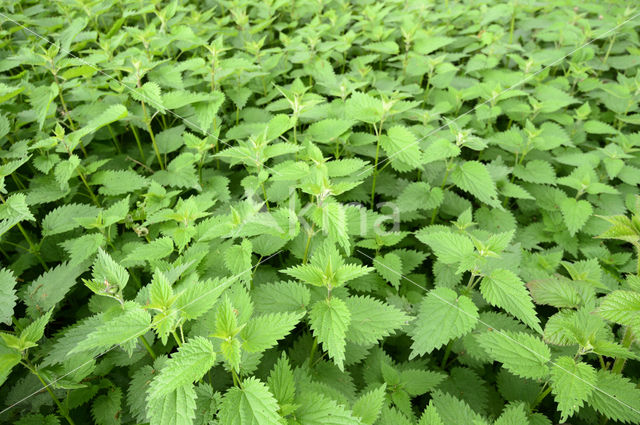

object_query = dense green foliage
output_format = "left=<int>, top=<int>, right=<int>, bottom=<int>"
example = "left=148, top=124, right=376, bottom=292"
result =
left=1, top=0, right=640, bottom=424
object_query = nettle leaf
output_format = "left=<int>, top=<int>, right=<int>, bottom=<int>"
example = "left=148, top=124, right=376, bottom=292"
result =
left=147, top=384, right=197, bottom=425
left=451, top=161, right=500, bottom=207
left=42, top=203, right=101, bottom=236
left=0, top=268, right=17, bottom=325
left=353, top=384, right=386, bottom=425
left=310, top=297, right=351, bottom=370
left=295, top=391, right=361, bottom=425
left=345, top=91, right=384, bottom=124
left=476, top=331, right=550, bottom=379
left=550, top=356, right=596, bottom=421
left=148, top=336, right=216, bottom=401
left=587, top=370, right=640, bottom=424
left=559, top=198, right=592, bottom=236
left=410, top=287, right=478, bottom=357
left=381, top=126, right=422, bottom=169
left=597, top=290, right=640, bottom=334
left=345, top=295, right=410, bottom=345
left=241, top=311, right=304, bottom=353
left=71, top=302, right=151, bottom=354
left=218, top=377, right=282, bottom=425
left=416, top=230, right=474, bottom=266
left=374, top=252, right=403, bottom=288
left=480, top=269, right=542, bottom=333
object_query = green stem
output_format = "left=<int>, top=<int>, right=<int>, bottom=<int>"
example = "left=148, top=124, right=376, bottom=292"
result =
left=370, top=122, right=382, bottom=209
left=611, top=327, right=634, bottom=374
left=308, top=337, right=318, bottom=367
left=531, top=383, right=552, bottom=410
left=78, top=170, right=101, bottom=207
left=440, top=340, right=453, bottom=369
left=106, top=124, right=121, bottom=153
left=139, top=335, right=156, bottom=360
left=302, top=224, right=315, bottom=264
left=130, top=124, right=145, bottom=161
left=231, top=369, right=241, bottom=387
left=172, top=330, right=183, bottom=347
left=25, top=362, right=76, bottom=425
left=602, top=34, right=617, bottom=66
left=0, top=193, right=48, bottom=270
left=430, top=160, right=453, bottom=224
left=141, top=101, right=164, bottom=170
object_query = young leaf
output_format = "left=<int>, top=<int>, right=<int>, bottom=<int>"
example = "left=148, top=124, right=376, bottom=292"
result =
left=476, top=331, right=550, bottom=379
left=218, top=377, right=282, bottom=425
left=550, top=356, right=596, bottom=421
left=410, top=287, right=478, bottom=357
left=309, top=297, right=351, bottom=370
left=480, top=269, right=542, bottom=333
left=147, top=336, right=216, bottom=401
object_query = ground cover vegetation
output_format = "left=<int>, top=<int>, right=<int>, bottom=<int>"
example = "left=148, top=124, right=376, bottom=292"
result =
left=1, top=0, right=640, bottom=424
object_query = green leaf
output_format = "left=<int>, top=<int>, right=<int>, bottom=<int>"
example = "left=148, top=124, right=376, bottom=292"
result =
left=416, top=230, right=474, bottom=266
left=218, top=377, right=283, bottom=425
left=148, top=336, right=216, bottom=401
left=0, top=268, right=17, bottom=325
left=345, top=295, right=409, bottom=345
left=241, top=312, right=303, bottom=353
left=310, top=297, right=351, bottom=370
left=493, top=403, right=530, bottom=425
left=345, top=91, right=384, bottom=124
left=267, top=353, right=295, bottom=407
left=91, top=170, right=149, bottom=196
left=476, top=331, right=550, bottom=379
left=374, top=252, right=403, bottom=288
left=352, top=384, right=386, bottom=425
left=0, top=343, right=21, bottom=387
left=550, top=356, right=596, bottom=421
left=92, top=248, right=129, bottom=292
left=451, top=161, right=500, bottom=207
left=123, top=237, right=174, bottom=266
left=381, top=126, right=422, bottom=169
left=587, top=370, right=640, bottom=424
left=559, top=198, right=592, bottom=236
left=480, top=269, right=542, bottom=333
left=147, top=384, right=197, bottom=425
left=597, top=290, right=640, bottom=335
left=22, top=262, right=86, bottom=318
left=131, top=82, right=164, bottom=112
left=410, top=287, right=478, bottom=357
left=20, top=309, right=54, bottom=345
left=42, top=203, right=101, bottom=236
left=71, top=302, right=151, bottom=354
left=295, top=391, right=361, bottom=425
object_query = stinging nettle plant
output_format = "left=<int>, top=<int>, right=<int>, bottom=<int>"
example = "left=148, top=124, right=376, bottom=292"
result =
left=1, top=1, right=640, bottom=425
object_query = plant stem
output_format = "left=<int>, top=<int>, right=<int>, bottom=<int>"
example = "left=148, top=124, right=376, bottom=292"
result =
left=531, top=383, right=552, bottom=410
left=302, top=224, right=315, bottom=264
left=24, top=362, right=76, bottom=425
left=602, top=34, right=617, bottom=66
left=440, top=340, right=453, bottom=368
left=611, top=327, right=634, bottom=374
left=370, top=122, right=382, bottom=209
left=231, top=369, right=241, bottom=387
left=308, top=337, right=318, bottom=367
left=130, top=124, right=145, bottom=161
left=77, top=170, right=101, bottom=207
left=172, top=330, right=183, bottom=347
left=139, top=335, right=156, bottom=360
left=0, top=193, right=48, bottom=270
left=140, top=101, right=164, bottom=170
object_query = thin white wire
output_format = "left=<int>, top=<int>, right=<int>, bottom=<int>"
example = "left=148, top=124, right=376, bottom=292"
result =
left=356, top=249, right=640, bottom=418
left=0, top=12, right=283, bottom=177
left=357, top=10, right=640, bottom=178
left=0, top=249, right=281, bottom=415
